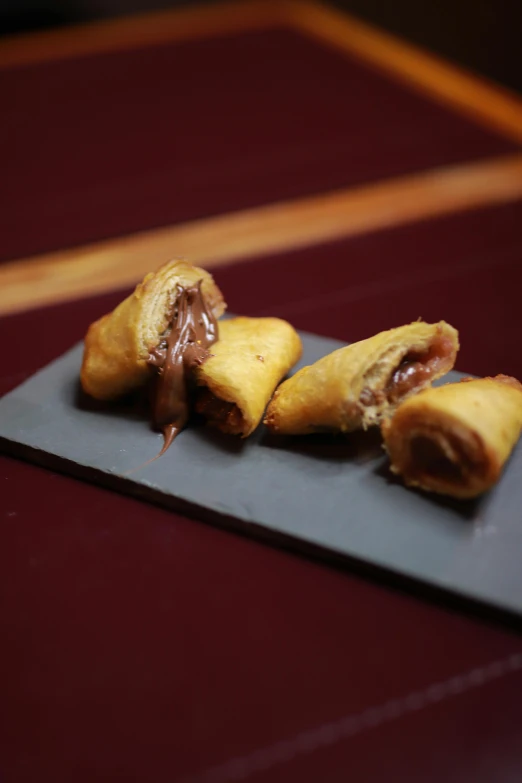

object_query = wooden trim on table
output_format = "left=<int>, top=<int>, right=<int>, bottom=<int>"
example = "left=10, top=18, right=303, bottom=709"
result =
left=2, top=1, right=522, bottom=317
left=285, top=0, right=522, bottom=144
left=2, top=153, right=522, bottom=316
left=0, top=0, right=281, bottom=68
left=1, top=0, right=521, bottom=144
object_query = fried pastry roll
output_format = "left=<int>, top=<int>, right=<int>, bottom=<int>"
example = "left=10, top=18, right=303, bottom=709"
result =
left=264, top=321, right=459, bottom=435
left=194, top=316, right=302, bottom=437
left=81, top=260, right=226, bottom=400
left=381, top=375, right=522, bottom=499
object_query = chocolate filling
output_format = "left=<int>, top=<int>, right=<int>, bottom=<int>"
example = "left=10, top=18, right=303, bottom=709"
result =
left=386, top=335, right=454, bottom=404
left=407, top=431, right=486, bottom=487
left=195, top=389, right=243, bottom=435
left=359, top=336, right=455, bottom=410
left=387, top=356, right=433, bottom=403
left=409, top=435, right=464, bottom=483
left=148, top=280, right=218, bottom=453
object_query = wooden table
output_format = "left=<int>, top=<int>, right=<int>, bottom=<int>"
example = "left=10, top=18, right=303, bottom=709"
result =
left=2, top=3, right=522, bottom=781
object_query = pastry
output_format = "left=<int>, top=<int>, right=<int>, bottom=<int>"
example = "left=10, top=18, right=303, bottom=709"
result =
left=264, top=321, right=459, bottom=435
left=381, top=374, right=522, bottom=498
left=81, top=261, right=302, bottom=449
left=81, top=259, right=226, bottom=450
left=81, top=259, right=225, bottom=400
left=195, top=316, right=303, bottom=437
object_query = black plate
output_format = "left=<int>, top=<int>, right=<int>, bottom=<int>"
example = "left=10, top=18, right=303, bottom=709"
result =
left=1, top=330, right=521, bottom=618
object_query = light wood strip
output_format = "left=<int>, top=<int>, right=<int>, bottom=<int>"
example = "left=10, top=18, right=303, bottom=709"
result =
left=3, top=0, right=521, bottom=145
left=0, top=0, right=280, bottom=68
left=2, top=154, right=522, bottom=316
left=285, top=0, right=522, bottom=143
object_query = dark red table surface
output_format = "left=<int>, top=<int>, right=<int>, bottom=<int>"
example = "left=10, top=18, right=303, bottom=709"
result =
left=2, top=200, right=522, bottom=783
left=1, top=25, right=520, bottom=263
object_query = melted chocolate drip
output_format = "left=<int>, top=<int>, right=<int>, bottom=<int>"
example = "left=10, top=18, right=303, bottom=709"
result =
left=148, top=280, right=218, bottom=453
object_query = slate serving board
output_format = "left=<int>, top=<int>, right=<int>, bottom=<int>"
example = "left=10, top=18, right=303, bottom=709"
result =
left=1, top=330, right=522, bottom=619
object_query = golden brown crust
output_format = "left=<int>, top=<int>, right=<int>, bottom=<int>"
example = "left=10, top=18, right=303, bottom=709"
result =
left=381, top=375, right=522, bottom=498
left=460, top=374, right=522, bottom=392
left=80, top=260, right=226, bottom=400
left=194, top=316, right=302, bottom=437
left=264, top=321, right=459, bottom=435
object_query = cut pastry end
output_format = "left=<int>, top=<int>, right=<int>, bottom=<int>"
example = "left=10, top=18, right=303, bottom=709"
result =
left=136, top=259, right=226, bottom=360
left=381, top=374, right=522, bottom=499
left=382, top=414, right=492, bottom=499
left=194, top=388, right=246, bottom=436
left=358, top=321, right=458, bottom=428
left=80, top=258, right=226, bottom=401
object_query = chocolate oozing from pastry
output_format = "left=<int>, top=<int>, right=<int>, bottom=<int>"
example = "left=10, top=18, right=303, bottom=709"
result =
left=148, top=280, right=218, bottom=453
left=386, top=333, right=456, bottom=404
left=358, top=334, right=456, bottom=409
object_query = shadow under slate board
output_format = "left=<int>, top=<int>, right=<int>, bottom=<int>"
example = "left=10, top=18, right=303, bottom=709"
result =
left=1, top=328, right=521, bottom=619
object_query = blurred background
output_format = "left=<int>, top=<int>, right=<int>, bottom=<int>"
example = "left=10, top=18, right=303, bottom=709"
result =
left=1, top=0, right=522, bottom=94
left=2, top=4, right=522, bottom=782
